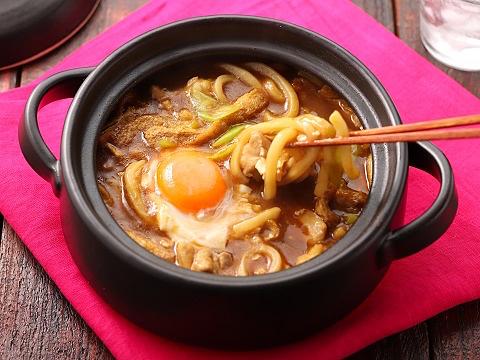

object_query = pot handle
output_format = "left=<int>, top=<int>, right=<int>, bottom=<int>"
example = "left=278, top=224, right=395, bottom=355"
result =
left=380, top=141, right=457, bottom=263
left=19, top=68, right=94, bottom=196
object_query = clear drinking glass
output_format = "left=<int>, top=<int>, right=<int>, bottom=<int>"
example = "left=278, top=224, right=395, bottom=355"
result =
left=420, top=0, right=480, bottom=71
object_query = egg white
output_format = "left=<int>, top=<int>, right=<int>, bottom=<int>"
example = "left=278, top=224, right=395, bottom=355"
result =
left=141, top=157, right=257, bottom=250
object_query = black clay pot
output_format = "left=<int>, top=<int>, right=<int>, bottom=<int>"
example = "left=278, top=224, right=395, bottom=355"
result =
left=19, top=16, right=457, bottom=348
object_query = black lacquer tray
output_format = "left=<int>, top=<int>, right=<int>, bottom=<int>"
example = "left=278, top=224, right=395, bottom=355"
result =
left=0, top=0, right=100, bottom=70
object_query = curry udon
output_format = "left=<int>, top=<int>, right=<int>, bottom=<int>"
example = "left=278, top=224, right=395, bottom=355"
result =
left=96, top=61, right=371, bottom=276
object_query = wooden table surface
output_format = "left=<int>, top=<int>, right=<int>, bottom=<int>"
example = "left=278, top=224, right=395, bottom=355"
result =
left=0, top=0, right=479, bottom=358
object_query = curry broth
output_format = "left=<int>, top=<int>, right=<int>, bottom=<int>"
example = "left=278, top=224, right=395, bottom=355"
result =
left=96, top=61, right=370, bottom=276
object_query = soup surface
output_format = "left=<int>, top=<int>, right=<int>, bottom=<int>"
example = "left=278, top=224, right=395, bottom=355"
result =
left=96, top=61, right=371, bottom=276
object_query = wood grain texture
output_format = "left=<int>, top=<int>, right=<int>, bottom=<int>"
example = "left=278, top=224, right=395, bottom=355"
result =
left=394, top=0, right=480, bottom=97
left=428, top=301, right=480, bottom=359
left=350, top=323, right=430, bottom=360
left=352, top=0, right=395, bottom=32
left=0, top=71, right=18, bottom=92
left=0, top=224, right=112, bottom=360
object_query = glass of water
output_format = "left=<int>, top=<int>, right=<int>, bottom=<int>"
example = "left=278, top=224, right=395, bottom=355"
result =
left=420, top=0, right=480, bottom=71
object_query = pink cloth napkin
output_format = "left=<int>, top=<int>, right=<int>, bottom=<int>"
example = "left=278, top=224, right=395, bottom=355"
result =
left=1, top=0, right=480, bottom=358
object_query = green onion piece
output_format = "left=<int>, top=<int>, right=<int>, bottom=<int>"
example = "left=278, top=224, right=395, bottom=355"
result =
left=198, top=111, right=218, bottom=122
left=190, top=118, right=201, bottom=129
left=208, top=143, right=236, bottom=161
left=198, top=103, right=241, bottom=122
left=158, top=139, right=177, bottom=149
left=211, top=125, right=247, bottom=148
left=344, top=213, right=359, bottom=225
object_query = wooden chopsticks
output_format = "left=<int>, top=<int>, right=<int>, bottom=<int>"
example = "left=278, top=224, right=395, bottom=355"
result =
left=289, top=114, right=480, bottom=147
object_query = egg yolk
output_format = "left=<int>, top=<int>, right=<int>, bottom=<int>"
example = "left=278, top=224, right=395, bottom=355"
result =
left=157, top=151, right=227, bottom=212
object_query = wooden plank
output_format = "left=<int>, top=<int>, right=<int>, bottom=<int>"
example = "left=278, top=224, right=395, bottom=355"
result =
left=349, top=323, right=430, bottom=360
left=428, top=301, right=480, bottom=359
left=352, top=0, right=396, bottom=33
left=0, top=70, right=18, bottom=212
left=394, top=0, right=480, bottom=97
left=0, top=71, right=18, bottom=92
left=0, top=0, right=146, bottom=358
left=0, top=224, right=111, bottom=359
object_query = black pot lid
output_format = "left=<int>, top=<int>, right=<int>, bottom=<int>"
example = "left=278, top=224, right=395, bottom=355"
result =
left=0, top=0, right=101, bottom=71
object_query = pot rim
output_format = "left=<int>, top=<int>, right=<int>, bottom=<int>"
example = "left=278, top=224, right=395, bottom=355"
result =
left=61, top=15, right=407, bottom=287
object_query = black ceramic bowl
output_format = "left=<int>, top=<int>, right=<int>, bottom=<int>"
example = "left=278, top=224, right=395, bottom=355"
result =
left=19, top=16, right=457, bottom=348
